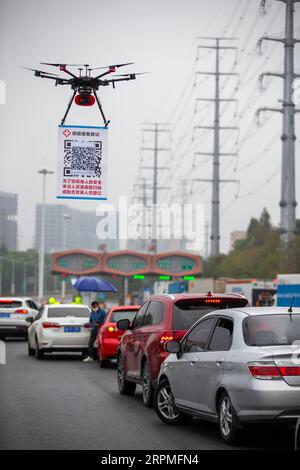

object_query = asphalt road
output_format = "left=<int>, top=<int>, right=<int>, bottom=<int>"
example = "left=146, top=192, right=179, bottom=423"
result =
left=0, top=339, right=295, bottom=450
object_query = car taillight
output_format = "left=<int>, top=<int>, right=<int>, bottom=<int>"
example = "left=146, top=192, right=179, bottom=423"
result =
left=160, top=335, right=174, bottom=342
left=159, top=331, right=178, bottom=352
left=248, top=362, right=282, bottom=380
left=278, top=366, right=300, bottom=376
left=101, top=325, right=116, bottom=334
left=42, top=322, right=60, bottom=329
left=15, top=309, right=28, bottom=314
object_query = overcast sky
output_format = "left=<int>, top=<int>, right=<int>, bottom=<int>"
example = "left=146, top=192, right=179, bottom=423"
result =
left=0, top=0, right=299, bottom=254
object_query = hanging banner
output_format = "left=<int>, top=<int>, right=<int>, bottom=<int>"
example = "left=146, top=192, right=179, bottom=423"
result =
left=57, top=124, right=108, bottom=200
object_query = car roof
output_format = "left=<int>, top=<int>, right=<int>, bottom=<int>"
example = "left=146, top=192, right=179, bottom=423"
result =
left=46, top=303, right=90, bottom=308
left=234, top=306, right=300, bottom=316
left=0, top=297, right=32, bottom=301
left=149, top=292, right=247, bottom=302
left=110, top=305, right=140, bottom=311
left=201, top=306, right=300, bottom=320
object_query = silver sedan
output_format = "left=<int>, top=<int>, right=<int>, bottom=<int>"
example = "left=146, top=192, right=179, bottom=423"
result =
left=154, top=307, right=300, bottom=444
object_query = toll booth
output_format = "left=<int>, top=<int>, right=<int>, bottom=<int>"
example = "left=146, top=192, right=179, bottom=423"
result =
left=51, top=250, right=202, bottom=303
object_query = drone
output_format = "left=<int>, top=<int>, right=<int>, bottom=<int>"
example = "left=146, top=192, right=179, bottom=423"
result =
left=22, top=62, right=145, bottom=126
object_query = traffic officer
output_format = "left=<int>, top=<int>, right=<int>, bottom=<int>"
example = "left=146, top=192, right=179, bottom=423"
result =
left=83, top=300, right=106, bottom=362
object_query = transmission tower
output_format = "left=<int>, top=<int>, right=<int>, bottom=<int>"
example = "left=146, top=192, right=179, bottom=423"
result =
left=256, top=0, right=300, bottom=243
left=140, top=123, right=171, bottom=253
left=194, top=37, right=240, bottom=257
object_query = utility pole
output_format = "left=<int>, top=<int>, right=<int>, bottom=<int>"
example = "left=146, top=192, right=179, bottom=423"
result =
left=141, top=123, right=171, bottom=253
left=256, top=0, right=300, bottom=243
left=178, top=179, right=189, bottom=251
left=204, top=221, right=210, bottom=259
left=132, top=177, right=152, bottom=252
left=194, top=37, right=239, bottom=257
left=38, top=168, right=54, bottom=302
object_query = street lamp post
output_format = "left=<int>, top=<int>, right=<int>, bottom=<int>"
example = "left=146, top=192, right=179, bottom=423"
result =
left=11, top=259, right=15, bottom=295
left=61, top=213, right=72, bottom=300
left=0, top=257, right=3, bottom=295
left=38, top=168, right=54, bottom=302
left=23, top=262, right=27, bottom=295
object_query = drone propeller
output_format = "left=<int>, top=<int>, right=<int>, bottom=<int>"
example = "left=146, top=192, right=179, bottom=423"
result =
left=20, top=66, right=59, bottom=76
left=40, top=62, right=88, bottom=67
left=92, top=62, right=134, bottom=70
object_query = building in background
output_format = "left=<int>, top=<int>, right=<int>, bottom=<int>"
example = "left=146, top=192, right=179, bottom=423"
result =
left=34, top=204, right=119, bottom=253
left=0, top=191, right=18, bottom=251
left=230, top=230, right=246, bottom=250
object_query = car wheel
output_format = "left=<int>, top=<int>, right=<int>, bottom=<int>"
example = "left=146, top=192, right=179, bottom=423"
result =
left=117, top=354, right=136, bottom=395
left=142, top=361, right=154, bottom=407
left=218, top=391, right=242, bottom=445
left=154, top=378, right=192, bottom=425
left=35, top=337, right=44, bottom=360
left=28, top=339, right=35, bottom=356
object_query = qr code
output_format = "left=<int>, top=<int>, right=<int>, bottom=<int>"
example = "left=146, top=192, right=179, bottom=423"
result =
left=63, top=140, right=102, bottom=178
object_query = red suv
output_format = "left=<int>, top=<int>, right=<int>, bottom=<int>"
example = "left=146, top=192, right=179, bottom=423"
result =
left=96, top=305, right=140, bottom=368
left=116, top=292, right=248, bottom=407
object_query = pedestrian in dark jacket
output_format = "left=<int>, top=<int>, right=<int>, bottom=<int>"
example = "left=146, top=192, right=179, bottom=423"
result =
left=83, top=300, right=106, bottom=362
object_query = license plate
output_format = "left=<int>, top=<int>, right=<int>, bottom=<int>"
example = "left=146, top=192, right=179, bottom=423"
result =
left=64, top=326, right=81, bottom=333
left=0, top=313, right=10, bottom=318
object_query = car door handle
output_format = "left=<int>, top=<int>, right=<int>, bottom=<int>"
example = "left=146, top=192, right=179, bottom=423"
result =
left=190, top=361, right=196, bottom=366
left=216, top=361, right=223, bottom=367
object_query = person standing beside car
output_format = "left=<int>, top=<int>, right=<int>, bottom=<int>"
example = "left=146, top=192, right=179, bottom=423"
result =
left=83, top=300, right=106, bottom=362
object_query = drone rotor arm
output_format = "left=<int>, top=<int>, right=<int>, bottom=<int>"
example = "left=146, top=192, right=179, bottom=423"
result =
left=104, top=76, right=137, bottom=85
left=40, top=63, right=78, bottom=79
left=94, top=70, right=112, bottom=80
left=55, top=78, right=72, bottom=86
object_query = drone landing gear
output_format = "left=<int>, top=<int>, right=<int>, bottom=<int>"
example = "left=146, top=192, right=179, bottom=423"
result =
left=61, top=90, right=77, bottom=126
left=60, top=89, right=110, bottom=127
left=93, top=90, right=110, bottom=127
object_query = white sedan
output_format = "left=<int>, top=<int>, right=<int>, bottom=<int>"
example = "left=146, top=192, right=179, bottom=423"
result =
left=27, top=304, right=92, bottom=359
left=0, top=297, right=39, bottom=340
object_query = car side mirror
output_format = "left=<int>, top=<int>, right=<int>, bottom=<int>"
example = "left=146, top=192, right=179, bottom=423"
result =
left=117, top=319, right=131, bottom=331
left=26, top=316, right=34, bottom=323
left=165, top=340, right=181, bottom=354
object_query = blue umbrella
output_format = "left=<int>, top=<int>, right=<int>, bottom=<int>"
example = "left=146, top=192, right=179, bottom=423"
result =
left=72, top=276, right=117, bottom=293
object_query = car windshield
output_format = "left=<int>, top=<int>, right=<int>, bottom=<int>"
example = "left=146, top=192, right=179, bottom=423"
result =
left=110, top=309, right=138, bottom=323
left=172, top=297, right=248, bottom=330
left=0, top=300, right=22, bottom=309
left=243, top=314, right=300, bottom=346
left=47, top=307, right=90, bottom=318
